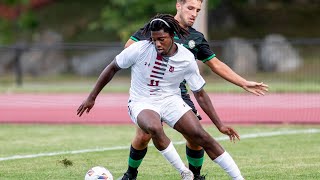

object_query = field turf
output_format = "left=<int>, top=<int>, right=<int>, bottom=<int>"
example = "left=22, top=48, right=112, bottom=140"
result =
left=0, top=124, right=319, bottom=180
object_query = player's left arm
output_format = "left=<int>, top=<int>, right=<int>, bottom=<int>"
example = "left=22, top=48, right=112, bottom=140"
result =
left=185, top=60, right=239, bottom=142
left=193, top=89, right=240, bottom=142
left=193, top=88, right=240, bottom=142
left=205, top=57, right=268, bottom=96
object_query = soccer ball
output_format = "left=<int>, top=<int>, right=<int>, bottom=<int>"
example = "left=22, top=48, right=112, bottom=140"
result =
left=85, top=166, right=113, bottom=180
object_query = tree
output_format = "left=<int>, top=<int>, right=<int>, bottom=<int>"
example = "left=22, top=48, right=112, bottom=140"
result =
left=0, top=0, right=38, bottom=44
left=90, top=0, right=176, bottom=42
left=91, top=0, right=223, bottom=42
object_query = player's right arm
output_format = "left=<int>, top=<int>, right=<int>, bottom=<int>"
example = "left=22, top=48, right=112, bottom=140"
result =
left=77, top=42, right=141, bottom=117
left=124, top=39, right=136, bottom=48
left=77, top=60, right=120, bottom=116
left=77, top=60, right=121, bottom=117
left=195, top=32, right=268, bottom=96
left=124, top=25, right=148, bottom=48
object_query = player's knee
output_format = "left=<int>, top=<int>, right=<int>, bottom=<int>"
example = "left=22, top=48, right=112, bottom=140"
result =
left=186, top=141, right=202, bottom=150
left=133, top=128, right=152, bottom=147
left=135, top=133, right=151, bottom=142
left=191, top=131, right=211, bottom=146
left=143, top=124, right=164, bottom=137
left=136, top=132, right=151, bottom=143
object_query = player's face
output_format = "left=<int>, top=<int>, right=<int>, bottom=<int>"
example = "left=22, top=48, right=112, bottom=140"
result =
left=151, top=30, right=174, bottom=56
left=176, top=0, right=202, bottom=28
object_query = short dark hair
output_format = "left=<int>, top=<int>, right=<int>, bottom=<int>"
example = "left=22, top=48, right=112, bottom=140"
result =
left=142, top=14, right=189, bottom=39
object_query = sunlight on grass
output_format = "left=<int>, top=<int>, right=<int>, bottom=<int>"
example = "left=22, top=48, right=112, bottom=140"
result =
left=0, top=125, right=319, bottom=179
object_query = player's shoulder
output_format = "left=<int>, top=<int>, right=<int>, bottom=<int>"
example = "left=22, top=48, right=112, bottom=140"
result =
left=176, top=43, right=195, bottom=61
left=188, top=27, right=205, bottom=39
left=134, top=40, right=149, bottom=45
left=124, top=40, right=153, bottom=57
left=177, top=43, right=193, bottom=55
left=130, top=40, right=152, bottom=49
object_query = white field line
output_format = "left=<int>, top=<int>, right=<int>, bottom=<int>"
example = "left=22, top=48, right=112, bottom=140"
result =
left=1, top=129, right=319, bottom=162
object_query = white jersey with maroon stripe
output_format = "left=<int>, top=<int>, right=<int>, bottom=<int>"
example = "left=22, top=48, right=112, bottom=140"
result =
left=115, top=40, right=205, bottom=101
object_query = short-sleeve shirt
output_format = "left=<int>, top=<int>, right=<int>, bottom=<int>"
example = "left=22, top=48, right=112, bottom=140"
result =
left=130, top=25, right=215, bottom=95
left=115, top=40, right=205, bottom=101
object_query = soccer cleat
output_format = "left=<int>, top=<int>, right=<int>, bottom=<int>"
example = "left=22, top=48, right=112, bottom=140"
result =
left=181, top=169, right=194, bottom=180
left=193, top=174, right=206, bottom=180
left=118, top=171, right=138, bottom=180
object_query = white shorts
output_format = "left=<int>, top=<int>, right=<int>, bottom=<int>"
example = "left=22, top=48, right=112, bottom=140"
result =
left=127, top=95, right=192, bottom=128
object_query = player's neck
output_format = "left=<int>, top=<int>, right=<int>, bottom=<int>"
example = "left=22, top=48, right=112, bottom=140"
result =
left=165, top=43, right=177, bottom=57
left=174, top=15, right=188, bottom=30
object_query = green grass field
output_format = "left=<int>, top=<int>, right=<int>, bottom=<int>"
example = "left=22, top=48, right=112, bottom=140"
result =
left=0, top=124, right=319, bottom=180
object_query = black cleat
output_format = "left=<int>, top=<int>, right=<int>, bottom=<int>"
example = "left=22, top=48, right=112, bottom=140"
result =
left=194, top=174, right=206, bottom=180
left=119, top=171, right=138, bottom=180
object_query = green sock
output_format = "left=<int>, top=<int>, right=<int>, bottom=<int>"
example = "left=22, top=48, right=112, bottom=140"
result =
left=127, top=145, right=147, bottom=174
left=186, top=146, right=204, bottom=176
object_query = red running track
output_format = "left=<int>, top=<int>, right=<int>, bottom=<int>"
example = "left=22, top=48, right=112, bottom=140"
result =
left=0, top=93, right=319, bottom=124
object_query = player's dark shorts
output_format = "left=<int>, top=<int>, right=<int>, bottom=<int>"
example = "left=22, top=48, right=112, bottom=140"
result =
left=181, top=93, right=202, bottom=120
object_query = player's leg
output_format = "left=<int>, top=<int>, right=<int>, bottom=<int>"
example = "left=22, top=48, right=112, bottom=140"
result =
left=174, top=110, right=244, bottom=180
left=127, top=100, right=193, bottom=179
left=182, top=93, right=206, bottom=179
left=184, top=136, right=205, bottom=180
left=121, top=127, right=151, bottom=180
left=136, top=109, right=192, bottom=178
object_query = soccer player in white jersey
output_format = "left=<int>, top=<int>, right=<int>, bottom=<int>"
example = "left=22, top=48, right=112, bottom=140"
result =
left=77, top=14, right=245, bottom=180
left=122, top=1, right=268, bottom=179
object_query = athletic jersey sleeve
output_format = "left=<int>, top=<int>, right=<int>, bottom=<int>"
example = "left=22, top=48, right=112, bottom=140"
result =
left=184, top=60, right=206, bottom=92
left=196, top=35, right=216, bottom=63
left=130, top=24, right=150, bottom=42
left=115, top=41, right=141, bottom=69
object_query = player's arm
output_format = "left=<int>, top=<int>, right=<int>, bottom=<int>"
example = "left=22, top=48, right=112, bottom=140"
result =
left=78, top=40, right=140, bottom=117
left=124, top=25, right=148, bottom=48
left=205, top=57, right=268, bottom=96
left=186, top=59, right=240, bottom=142
left=77, top=60, right=121, bottom=117
left=197, top=36, right=268, bottom=96
left=193, top=89, right=240, bottom=142
left=124, top=39, right=136, bottom=48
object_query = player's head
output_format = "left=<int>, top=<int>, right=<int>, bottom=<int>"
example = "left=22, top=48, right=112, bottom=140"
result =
left=143, top=14, right=189, bottom=55
left=176, top=0, right=203, bottom=28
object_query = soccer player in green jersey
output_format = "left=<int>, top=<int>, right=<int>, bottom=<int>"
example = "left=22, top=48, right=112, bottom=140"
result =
left=120, top=1, right=268, bottom=179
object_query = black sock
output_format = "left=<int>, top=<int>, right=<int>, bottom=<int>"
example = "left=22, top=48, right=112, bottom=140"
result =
left=127, top=145, right=147, bottom=175
left=186, top=146, right=204, bottom=176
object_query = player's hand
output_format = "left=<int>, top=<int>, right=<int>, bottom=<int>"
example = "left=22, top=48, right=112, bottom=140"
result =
left=77, top=98, right=95, bottom=117
left=218, top=126, right=240, bottom=143
left=242, top=81, right=269, bottom=96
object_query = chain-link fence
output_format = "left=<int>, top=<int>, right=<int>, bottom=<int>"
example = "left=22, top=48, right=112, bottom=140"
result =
left=0, top=37, right=319, bottom=92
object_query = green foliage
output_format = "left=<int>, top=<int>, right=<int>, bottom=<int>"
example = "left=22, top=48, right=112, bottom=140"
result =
left=2, top=0, right=29, bottom=5
left=208, top=0, right=222, bottom=9
left=91, top=0, right=176, bottom=42
left=0, top=0, right=38, bottom=44
left=0, top=19, right=14, bottom=43
left=17, top=11, right=38, bottom=30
